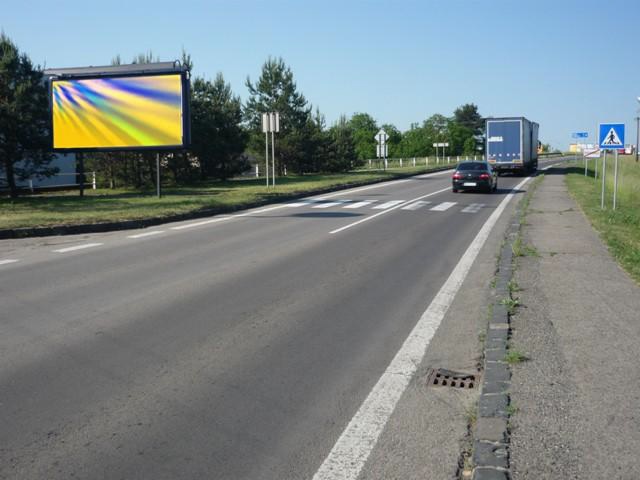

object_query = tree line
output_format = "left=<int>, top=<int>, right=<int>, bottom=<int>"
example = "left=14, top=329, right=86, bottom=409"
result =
left=1, top=34, right=484, bottom=197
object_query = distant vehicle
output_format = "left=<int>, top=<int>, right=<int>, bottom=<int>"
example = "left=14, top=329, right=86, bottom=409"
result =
left=486, top=117, right=538, bottom=175
left=452, top=161, right=498, bottom=193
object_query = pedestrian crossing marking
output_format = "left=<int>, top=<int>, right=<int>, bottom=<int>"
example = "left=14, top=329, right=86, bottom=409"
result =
left=401, top=200, right=432, bottom=211
left=312, top=200, right=351, bottom=209
left=461, top=203, right=485, bottom=213
left=344, top=200, right=376, bottom=209
left=285, top=199, right=488, bottom=214
left=430, top=202, right=457, bottom=212
left=372, top=200, right=405, bottom=210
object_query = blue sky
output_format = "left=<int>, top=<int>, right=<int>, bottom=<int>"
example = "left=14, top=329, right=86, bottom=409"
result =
left=3, top=0, right=639, bottom=149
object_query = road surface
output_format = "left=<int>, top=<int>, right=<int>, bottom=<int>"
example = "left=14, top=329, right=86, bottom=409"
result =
left=0, top=161, right=561, bottom=479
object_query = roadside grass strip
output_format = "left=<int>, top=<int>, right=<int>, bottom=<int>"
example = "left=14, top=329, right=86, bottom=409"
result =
left=313, top=176, right=532, bottom=480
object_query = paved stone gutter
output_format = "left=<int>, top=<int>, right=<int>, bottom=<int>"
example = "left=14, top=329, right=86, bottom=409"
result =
left=0, top=166, right=454, bottom=240
left=471, top=182, right=534, bottom=480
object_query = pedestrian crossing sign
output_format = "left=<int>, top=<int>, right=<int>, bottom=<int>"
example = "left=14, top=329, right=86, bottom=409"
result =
left=598, top=123, right=625, bottom=150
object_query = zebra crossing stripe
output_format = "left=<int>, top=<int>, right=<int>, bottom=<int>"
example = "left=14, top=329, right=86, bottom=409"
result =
left=400, top=200, right=432, bottom=211
left=344, top=200, right=376, bottom=209
left=313, top=200, right=351, bottom=209
left=372, top=200, right=405, bottom=210
left=430, top=202, right=457, bottom=212
left=461, top=203, right=485, bottom=213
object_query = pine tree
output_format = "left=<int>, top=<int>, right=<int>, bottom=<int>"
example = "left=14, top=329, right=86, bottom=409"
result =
left=244, top=57, right=314, bottom=174
left=0, top=34, right=54, bottom=198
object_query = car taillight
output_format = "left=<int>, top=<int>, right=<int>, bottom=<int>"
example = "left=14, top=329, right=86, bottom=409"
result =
left=479, top=173, right=490, bottom=180
left=453, top=172, right=463, bottom=179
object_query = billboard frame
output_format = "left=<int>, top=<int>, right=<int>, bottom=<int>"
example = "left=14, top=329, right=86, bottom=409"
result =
left=48, top=64, right=191, bottom=153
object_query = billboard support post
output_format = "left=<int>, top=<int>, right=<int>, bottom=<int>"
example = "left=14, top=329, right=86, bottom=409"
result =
left=156, top=153, right=161, bottom=198
left=77, top=152, right=85, bottom=198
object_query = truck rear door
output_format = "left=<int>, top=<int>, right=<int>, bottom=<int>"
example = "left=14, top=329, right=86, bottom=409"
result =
left=487, top=120, right=522, bottom=164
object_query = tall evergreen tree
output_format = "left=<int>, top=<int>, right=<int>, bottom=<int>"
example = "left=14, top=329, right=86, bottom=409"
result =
left=191, top=73, right=247, bottom=180
left=327, top=115, right=357, bottom=172
left=349, top=113, right=378, bottom=161
left=244, top=57, right=313, bottom=174
left=0, top=34, right=54, bottom=198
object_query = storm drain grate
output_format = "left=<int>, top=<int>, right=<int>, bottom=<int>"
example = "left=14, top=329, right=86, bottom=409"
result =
left=426, top=368, right=477, bottom=389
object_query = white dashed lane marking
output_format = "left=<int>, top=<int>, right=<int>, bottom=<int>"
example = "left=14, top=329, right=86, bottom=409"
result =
left=430, top=202, right=457, bottom=212
left=400, top=200, right=432, bottom=211
left=461, top=203, right=485, bottom=213
left=0, top=259, right=20, bottom=266
left=52, top=243, right=103, bottom=253
left=127, top=231, right=165, bottom=239
left=372, top=200, right=405, bottom=210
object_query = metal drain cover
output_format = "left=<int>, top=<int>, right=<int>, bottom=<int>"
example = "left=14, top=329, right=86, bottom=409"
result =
left=426, top=368, right=477, bottom=389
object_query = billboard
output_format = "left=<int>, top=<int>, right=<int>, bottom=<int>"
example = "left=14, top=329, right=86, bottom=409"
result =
left=51, top=72, right=190, bottom=151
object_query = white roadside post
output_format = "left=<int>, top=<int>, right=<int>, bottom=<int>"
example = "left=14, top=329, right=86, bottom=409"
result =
left=262, top=113, right=269, bottom=187
left=271, top=112, right=279, bottom=187
left=413, top=157, right=416, bottom=167
left=375, top=129, right=389, bottom=172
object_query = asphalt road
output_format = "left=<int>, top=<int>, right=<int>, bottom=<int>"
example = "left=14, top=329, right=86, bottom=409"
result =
left=0, top=163, right=559, bottom=479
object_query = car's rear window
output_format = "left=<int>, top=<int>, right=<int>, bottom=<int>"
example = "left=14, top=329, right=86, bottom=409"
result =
left=457, top=163, right=488, bottom=171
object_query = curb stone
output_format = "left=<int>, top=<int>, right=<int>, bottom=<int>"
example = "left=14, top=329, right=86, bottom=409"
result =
left=0, top=166, right=455, bottom=240
left=472, top=177, right=539, bottom=480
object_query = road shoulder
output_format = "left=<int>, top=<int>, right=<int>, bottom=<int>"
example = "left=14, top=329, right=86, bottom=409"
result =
left=358, top=184, right=524, bottom=480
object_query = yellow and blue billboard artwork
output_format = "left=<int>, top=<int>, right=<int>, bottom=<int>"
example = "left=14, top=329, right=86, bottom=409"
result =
left=52, top=74, right=183, bottom=149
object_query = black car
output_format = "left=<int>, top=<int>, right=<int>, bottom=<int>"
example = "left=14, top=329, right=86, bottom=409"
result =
left=452, top=161, right=498, bottom=193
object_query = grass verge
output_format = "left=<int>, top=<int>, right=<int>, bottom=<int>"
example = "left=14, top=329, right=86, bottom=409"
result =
left=0, top=164, right=450, bottom=230
left=566, top=155, right=640, bottom=284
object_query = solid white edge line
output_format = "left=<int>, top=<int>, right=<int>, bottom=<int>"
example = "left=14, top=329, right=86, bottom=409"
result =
left=0, top=259, right=20, bottom=265
left=312, top=175, right=532, bottom=480
left=127, top=231, right=164, bottom=239
left=52, top=243, right=103, bottom=253
left=329, top=187, right=451, bottom=234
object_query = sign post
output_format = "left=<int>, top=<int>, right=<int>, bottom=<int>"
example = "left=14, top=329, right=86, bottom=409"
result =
left=262, top=112, right=280, bottom=187
left=262, top=113, right=269, bottom=187
left=432, top=143, right=449, bottom=165
left=375, top=129, right=389, bottom=171
left=598, top=123, right=625, bottom=210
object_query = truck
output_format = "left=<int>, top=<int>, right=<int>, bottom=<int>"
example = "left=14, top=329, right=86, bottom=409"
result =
left=486, top=117, right=539, bottom=175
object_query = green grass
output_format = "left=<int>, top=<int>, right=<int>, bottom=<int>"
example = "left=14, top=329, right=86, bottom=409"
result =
left=0, top=164, right=450, bottom=230
left=566, top=155, right=640, bottom=284
left=504, top=349, right=528, bottom=364
left=500, top=297, right=520, bottom=315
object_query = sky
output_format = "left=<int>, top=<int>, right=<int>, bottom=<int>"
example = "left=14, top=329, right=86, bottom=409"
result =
left=2, top=0, right=639, bottom=149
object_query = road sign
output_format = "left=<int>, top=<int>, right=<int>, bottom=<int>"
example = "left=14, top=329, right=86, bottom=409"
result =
left=375, top=129, right=389, bottom=144
left=376, top=144, right=388, bottom=158
left=432, top=142, right=449, bottom=147
left=572, top=132, right=588, bottom=138
left=584, top=148, right=600, bottom=158
left=599, top=123, right=625, bottom=150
